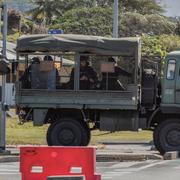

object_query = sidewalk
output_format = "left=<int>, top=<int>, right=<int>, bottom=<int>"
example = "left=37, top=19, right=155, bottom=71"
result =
left=0, top=141, right=163, bottom=163
left=96, top=141, right=163, bottom=161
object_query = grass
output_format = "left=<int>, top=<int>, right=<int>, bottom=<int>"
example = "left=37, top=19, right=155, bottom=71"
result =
left=6, top=117, right=152, bottom=146
left=90, top=130, right=152, bottom=145
left=6, top=117, right=48, bottom=145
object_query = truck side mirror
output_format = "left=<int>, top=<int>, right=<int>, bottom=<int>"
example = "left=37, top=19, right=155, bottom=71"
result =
left=0, top=61, right=10, bottom=75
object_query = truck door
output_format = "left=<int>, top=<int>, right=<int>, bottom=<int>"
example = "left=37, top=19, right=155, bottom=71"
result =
left=175, top=59, right=180, bottom=104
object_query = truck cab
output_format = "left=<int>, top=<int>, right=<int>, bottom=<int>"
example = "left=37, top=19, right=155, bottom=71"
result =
left=162, top=51, right=180, bottom=105
left=151, top=51, right=180, bottom=154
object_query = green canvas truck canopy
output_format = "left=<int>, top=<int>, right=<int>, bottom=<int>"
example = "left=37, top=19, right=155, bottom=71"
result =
left=16, top=34, right=140, bottom=56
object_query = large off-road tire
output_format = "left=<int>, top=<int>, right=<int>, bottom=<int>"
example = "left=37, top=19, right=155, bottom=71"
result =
left=153, top=119, right=180, bottom=155
left=46, top=118, right=89, bottom=146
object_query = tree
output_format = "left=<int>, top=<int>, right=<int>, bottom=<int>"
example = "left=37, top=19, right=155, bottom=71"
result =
left=120, top=12, right=176, bottom=36
left=27, top=0, right=165, bottom=26
left=66, top=0, right=164, bottom=15
left=27, top=0, right=62, bottom=25
left=123, top=0, right=164, bottom=15
left=51, top=7, right=113, bottom=36
left=142, top=35, right=166, bottom=57
left=52, top=8, right=175, bottom=37
left=142, top=34, right=180, bottom=58
left=8, top=9, right=21, bottom=33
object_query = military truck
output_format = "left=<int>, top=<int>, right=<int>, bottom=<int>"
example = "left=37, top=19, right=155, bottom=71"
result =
left=1, top=34, right=180, bottom=154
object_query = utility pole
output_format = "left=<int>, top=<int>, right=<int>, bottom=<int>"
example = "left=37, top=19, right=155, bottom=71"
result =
left=0, top=0, right=8, bottom=152
left=113, top=0, right=119, bottom=38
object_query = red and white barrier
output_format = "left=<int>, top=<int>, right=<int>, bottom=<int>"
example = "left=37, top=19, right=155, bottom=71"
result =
left=20, top=146, right=101, bottom=180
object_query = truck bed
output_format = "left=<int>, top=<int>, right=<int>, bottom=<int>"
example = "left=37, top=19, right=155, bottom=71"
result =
left=16, top=89, right=138, bottom=110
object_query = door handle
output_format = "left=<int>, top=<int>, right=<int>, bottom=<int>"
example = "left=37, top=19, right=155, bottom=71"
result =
left=176, top=89, right=180, bottom=92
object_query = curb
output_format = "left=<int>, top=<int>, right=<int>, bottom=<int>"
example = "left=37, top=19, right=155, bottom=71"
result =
left=96, top=153, right=163, bottom=162
left=99, top=141, right=151, bottom=145
left=0, top=153, right=163, bottom=163
left=0, top=156, right=19, bottom=163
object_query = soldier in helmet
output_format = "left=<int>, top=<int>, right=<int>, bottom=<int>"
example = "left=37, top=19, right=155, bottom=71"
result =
left=20, top=57, right=41, bottom=89
left=101, top=57, right=131, bottom=90
left=43, top=55, right=60, bottom=89
left=69, top=56, right=98, bottom=90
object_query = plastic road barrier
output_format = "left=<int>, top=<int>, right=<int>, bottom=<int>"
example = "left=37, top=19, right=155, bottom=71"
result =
left=20, top=146, right=101, bottom=180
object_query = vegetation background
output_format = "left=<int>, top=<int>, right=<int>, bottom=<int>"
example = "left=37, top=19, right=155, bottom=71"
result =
left=3, top=0, right=180, bottom=58
left=2, top=0, right=180, bottom=145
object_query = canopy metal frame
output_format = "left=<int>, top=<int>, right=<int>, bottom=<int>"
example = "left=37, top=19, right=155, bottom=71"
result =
left=16, top=34, right=142, bottom=92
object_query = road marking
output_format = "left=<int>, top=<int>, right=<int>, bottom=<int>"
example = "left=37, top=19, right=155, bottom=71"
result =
left=111, top=161, right=142, bottom=168
left=102, top=177, right=112, bottom=179
left=0, top=173, right=20, bottom=175
left=137, top=161, right=168, bottom=171
left=0, top=169, right=18, bottom=172
left=99, top=160, right=169, bottom=180
left=174, top=165, right=180, bottom=169
left=102, top=171, right=132, bottom=179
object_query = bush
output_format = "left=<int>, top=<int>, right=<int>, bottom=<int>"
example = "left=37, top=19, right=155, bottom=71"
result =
left=142, top=34, right=180, bottom=58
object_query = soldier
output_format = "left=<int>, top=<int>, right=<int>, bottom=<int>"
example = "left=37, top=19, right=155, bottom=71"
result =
left=101, top=57, right=131, bottom=90
left=69, top=56, right=98, bottom=90
left=43, top=55, right=60, bottom=89
left=20, top=57, right=40, bottom=89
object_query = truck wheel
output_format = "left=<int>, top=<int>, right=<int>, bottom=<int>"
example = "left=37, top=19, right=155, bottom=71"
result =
left=153, top=119, right=180, bottom=154
left=46, top=118, right=89, bottom=146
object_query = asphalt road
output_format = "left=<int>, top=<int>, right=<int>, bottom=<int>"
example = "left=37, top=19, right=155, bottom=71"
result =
left=97, top=160, right=180, bottom=180
left=0, top=160, right=180, bottom=180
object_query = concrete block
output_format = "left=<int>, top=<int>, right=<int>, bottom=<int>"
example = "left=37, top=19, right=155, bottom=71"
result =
left=163, top=151, right=179, bottom=160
